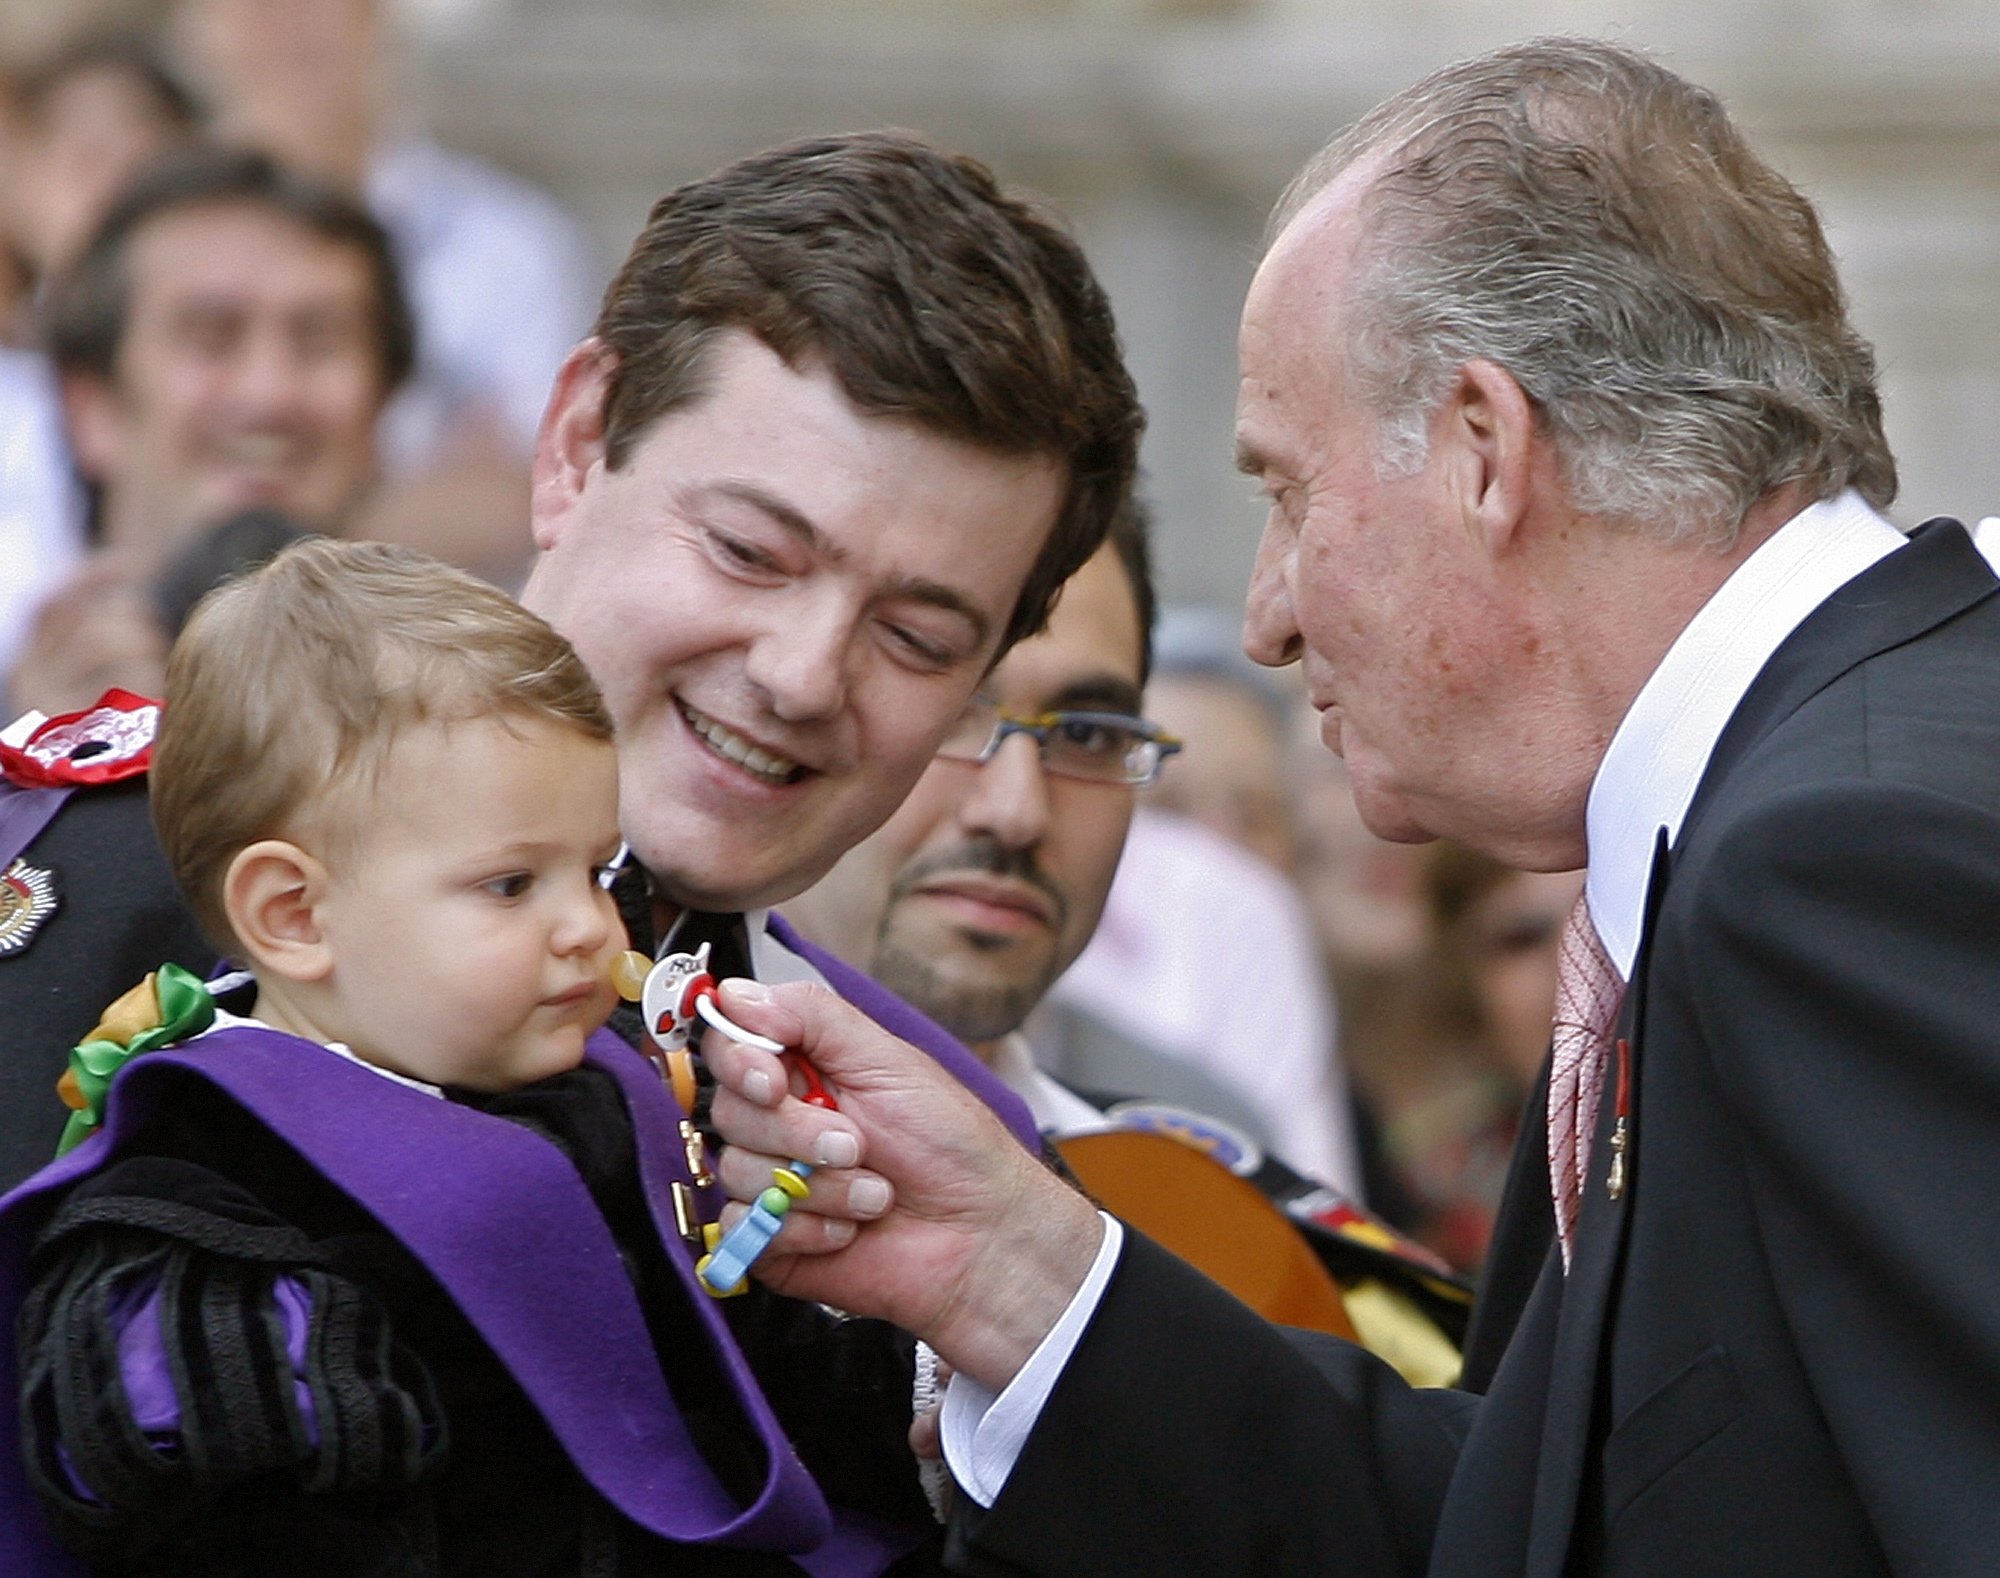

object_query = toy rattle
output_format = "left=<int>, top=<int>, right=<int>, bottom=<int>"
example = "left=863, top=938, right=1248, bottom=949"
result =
left=611, top=942, right=838, bottom=1297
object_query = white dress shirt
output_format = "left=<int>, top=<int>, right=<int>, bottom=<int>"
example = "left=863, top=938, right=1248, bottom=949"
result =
left=986, top=1032, right=1113, bottom=1136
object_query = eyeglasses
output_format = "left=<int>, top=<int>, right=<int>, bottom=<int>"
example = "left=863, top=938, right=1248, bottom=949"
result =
left=936, top=699, right=1182, bottom=786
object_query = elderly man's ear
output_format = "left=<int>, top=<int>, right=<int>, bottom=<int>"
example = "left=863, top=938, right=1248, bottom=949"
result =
left=223, top=839, right=333, bottom=983
left=1441, top=358, right=1542, bottom=560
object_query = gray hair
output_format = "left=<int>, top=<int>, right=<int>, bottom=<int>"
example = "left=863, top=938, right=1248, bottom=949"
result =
left=1272, top=37, right=1896, bottom=546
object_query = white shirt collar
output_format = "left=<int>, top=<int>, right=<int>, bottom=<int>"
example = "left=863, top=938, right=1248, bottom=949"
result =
left=745, top=906, right=827, bottom=988
left=1584, top=490, right=1908, bottom=978
left=987, top=1032, right=1108, bottom=1135
left=205, top=1005, right=447, bottom=1099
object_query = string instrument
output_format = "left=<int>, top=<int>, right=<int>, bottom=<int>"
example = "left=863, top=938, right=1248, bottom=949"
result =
left=1053, top=1107, right=1471, bottom=1385
left=1055, top=1126, right=1361, bottom=1338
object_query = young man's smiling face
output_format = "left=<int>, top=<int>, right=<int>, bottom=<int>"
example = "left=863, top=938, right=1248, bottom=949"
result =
left=522, top=329, right=1065, bottom=914
left=789, top=542, right=1146, bottom=1047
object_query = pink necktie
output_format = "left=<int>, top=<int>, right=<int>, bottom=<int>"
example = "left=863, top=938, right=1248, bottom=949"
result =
left=1547, top=892, right=1624, bottom=1269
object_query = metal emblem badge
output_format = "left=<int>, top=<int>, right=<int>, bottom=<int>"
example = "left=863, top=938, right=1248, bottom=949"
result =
left=1101, top=1100, right=1265, bottom=1177
left=0, top=859, right=56, bottom=955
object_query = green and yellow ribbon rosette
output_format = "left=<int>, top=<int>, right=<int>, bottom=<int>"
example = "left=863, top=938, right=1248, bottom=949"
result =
left=56, top=962, right=215, bottom=1156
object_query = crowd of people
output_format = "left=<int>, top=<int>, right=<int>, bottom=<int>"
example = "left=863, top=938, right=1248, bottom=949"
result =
left=0, top=0, right=602, bottom=717
left=0, top=12, right=1991, bottom=1578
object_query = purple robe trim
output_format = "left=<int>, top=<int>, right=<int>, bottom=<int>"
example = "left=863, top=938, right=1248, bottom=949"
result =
left=0, top=782, right=72, bottom=871
left=768, top=912, right=1040, bottom=1153
left=0, top=1026, right=918, bottom=1578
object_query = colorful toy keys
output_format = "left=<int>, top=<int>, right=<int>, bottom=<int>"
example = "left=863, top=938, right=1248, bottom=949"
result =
left=612, top=944, right=835, bottom=1297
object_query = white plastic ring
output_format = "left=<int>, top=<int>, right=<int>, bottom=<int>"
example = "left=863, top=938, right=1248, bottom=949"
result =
left=695, top=991, right=785, bottom=1054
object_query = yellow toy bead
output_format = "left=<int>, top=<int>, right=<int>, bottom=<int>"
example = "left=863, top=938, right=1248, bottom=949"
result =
left=696, top=1252, right=747, bottom=1297
left=610, top=950, right=652, bottom=1003
left=702, top=1221, right=723, bottom=1253
left=771, top=1167, right=811, bottom=1201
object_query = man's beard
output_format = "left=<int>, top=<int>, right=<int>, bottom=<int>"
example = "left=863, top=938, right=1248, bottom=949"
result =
left=867, top=836, right=1068, bottom=1045
left=869, top=934, right=1054, bottom=1046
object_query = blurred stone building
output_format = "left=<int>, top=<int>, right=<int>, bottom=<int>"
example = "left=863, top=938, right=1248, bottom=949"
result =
left=11, top=0, right=1998, bottom=609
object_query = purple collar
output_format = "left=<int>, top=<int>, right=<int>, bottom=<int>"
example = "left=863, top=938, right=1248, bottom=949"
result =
left=767, top=911, right=1040, bottom=1152
left=0, top=781, right=72, bottom=872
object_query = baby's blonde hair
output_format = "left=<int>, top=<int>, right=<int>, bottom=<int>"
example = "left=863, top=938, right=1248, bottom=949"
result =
left=152, top=537, right=614, bottom=955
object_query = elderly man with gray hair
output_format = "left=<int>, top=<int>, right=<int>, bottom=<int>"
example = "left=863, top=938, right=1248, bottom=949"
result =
left=704, top=36, right=2000, bottom=1577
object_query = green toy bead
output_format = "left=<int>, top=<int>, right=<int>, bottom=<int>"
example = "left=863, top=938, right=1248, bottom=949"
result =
left=757, top=1186, right=792, bottom=1216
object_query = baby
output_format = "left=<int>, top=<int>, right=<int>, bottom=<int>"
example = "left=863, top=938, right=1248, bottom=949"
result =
left=0, top=538, right=930, bottom=1576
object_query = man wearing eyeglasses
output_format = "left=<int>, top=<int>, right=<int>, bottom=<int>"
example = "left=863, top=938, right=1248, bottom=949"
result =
left=784, top=506, right=1469, bottom=1365
left=782, top=507, right=1171, bottom=1118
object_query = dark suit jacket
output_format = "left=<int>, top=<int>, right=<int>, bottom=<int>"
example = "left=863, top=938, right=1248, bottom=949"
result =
left=0, top=779, right=216, bottom=1188
left=953, top=519, right=2000, bottom=1577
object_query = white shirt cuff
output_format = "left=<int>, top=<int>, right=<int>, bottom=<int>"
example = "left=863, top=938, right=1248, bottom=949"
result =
left=939, top=1211, right=1124, bottom=1507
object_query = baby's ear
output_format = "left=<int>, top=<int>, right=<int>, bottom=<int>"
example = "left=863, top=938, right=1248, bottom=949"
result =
left=224, top=840, right=332, bottom=982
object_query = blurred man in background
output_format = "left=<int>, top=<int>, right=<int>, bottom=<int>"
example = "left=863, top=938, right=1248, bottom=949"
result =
left=7, top=145, right=410, bottom=717
left=171, top=0, right=604, bottom=584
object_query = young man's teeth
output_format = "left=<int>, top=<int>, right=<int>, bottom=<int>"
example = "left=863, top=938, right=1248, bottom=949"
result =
left=686, top=706, right=799, bottom=783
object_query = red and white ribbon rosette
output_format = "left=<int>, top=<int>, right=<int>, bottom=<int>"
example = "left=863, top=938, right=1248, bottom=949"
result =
left=0, top=689, right=160, bottom=790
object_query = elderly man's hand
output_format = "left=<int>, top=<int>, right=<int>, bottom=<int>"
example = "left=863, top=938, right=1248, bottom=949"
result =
left=706, top=977, right=1102, bottom=1392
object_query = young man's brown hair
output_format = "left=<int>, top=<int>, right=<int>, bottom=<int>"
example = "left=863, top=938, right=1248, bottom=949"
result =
left=152, top=536, right=611, bottom=953
left=592, top=129, right=1143, bottom=657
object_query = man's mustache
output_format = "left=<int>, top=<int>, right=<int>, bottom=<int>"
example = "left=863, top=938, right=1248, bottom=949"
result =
left=888, top=837, right=1070, bottom=933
